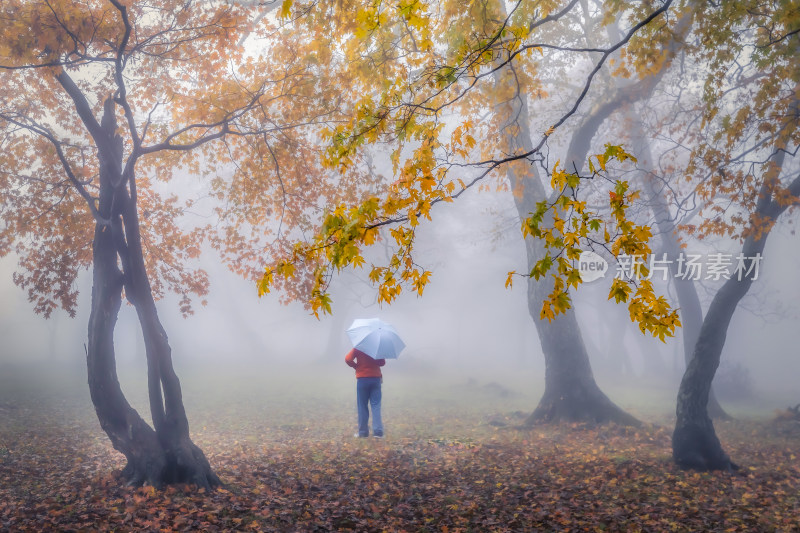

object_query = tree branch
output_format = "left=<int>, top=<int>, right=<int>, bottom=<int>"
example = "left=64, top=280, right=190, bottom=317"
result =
left=54, top=70, right=104, bottom=142
left=0, top=113, right=107, bottom=224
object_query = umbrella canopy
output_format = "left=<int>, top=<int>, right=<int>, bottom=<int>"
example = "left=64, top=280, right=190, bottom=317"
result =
left=346, top=318, right=405, bottom=360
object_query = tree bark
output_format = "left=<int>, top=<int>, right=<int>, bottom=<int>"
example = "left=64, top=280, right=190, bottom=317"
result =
left=670, top=270, right=748, bottom=471
left=558, top=14, right=730, bottom=417
left=491, top=67, right=639, bottom=427
left=85, top=96, right=219, bottom=489
left=672, top=148, right=799, bottom=471
left=87, top=198, right=167, bottom=486
left=671, top=269, right=756, bottom=471
left=519, top=210, right=640, bottom=426
left=86, top=108, right=167, bottom=485
left=525, top=281, right=641, bottom=427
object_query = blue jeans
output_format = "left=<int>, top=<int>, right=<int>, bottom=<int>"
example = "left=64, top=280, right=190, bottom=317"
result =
left=356, top=377, right=383, bottom=437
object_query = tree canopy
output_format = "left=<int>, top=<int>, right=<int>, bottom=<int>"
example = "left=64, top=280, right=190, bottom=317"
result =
left=0, top=0, right=353, bottom=317
left=256, top=0, right=688, bottom=340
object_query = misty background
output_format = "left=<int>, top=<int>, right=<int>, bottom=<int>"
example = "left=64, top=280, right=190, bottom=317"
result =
left=2, top=180, right=799, bottom=420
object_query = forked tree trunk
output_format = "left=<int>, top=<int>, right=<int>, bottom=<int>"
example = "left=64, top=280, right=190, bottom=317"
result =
left=490, top=66, right=639, bottom=427
left=557, top=51, right=731, bottom=419
left=87, top=193, right=166, bottom=485
left=563, top=14, right=729, bottom=418
left=85, top=97, right=219, bottom=488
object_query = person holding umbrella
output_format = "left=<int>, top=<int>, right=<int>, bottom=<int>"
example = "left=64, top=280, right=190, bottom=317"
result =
left=345, top=318, right=405, bottom=438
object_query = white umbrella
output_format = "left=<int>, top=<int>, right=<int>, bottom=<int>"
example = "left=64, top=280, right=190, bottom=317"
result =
left=346, top=318, right=405, bottom=359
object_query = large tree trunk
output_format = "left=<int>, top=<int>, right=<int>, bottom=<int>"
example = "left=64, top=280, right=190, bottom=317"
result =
left=86, top=97, right=219, bottom=488
left=670, top=273, right=747, bottom=471
left=524, top=274, right=640, bottom=426
left=490, top=66, right=639, bottom=427
left=87, top=197, right=166, bottom=486
left=672, top=149, right=797, bottom=471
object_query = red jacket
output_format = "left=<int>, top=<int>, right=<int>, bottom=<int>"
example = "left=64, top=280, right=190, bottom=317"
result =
left=345, top=348, right=385, bottom=378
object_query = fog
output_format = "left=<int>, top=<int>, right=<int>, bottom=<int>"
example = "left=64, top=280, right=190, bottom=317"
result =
left=2, top=180, right=799, bottom=417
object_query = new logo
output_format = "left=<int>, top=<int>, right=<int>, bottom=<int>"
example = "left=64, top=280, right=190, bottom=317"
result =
left=576, top=251, right=608, bottom=283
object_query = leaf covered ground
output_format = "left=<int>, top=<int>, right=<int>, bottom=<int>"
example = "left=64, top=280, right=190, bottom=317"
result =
left=1, top=362, right=799, bottom=532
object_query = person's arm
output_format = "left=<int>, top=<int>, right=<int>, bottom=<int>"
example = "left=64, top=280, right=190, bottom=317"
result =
left=345, top=349, right=358, bottom=369
left=377, top=358, right=386, bottom=367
